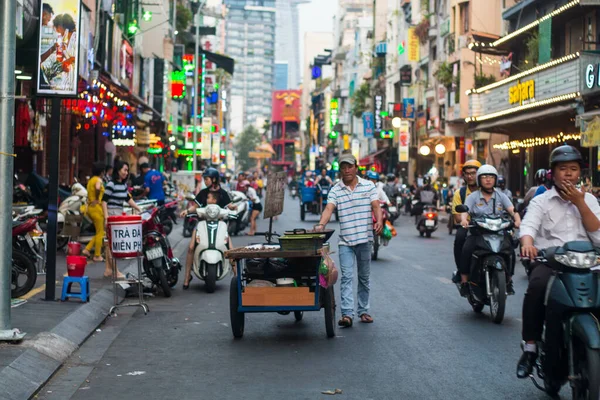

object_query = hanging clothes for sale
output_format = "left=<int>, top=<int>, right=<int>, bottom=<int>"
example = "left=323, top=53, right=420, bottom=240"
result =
left=15, top=101, right=31, bottom=147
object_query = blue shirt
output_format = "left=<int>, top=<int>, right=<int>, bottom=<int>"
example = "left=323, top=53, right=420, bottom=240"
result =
left=327, top=177, right=378, bottom=246
left=144, top=170, right=165, bottom=201
left=534, top=185, right=547, bottom=198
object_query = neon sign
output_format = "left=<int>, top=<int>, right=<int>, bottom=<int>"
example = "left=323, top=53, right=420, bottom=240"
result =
left=171, top=71, right=186, bottom=100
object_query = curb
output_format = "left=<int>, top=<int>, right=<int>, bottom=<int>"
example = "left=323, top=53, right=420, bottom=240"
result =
left=0, top=233, right=188, bottom=400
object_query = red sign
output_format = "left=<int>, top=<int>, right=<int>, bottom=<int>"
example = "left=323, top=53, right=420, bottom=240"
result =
left=272, top=90, right=301, bottom=122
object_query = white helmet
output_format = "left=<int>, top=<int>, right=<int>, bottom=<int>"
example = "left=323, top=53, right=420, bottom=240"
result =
left=476, top=164, right=498, bottom=186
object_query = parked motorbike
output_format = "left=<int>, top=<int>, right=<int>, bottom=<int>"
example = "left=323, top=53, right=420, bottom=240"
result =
left=522, top=241, right=600, bottom=399
left=227, top=190, right=250, bottom=236
left=57, top=182, right=89, bottom=249
left=193, top=204, right=232, bottom=293
left=141, top=206, right=181, bottom=297
left=13, top=206, right=46, bottom=275
left=453, top=205, right=513, bottom=324
left=11, top=215, right=42, bottom=297
left=416, top=205, right=439, bottom=238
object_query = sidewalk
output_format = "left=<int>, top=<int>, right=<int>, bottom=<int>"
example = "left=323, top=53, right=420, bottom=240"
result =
left=0, top=233, right=187, bottom=400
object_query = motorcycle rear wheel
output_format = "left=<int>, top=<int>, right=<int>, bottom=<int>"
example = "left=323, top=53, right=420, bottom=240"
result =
left=323, top=286, right=335, bottom=338
left=371, top=235, right=379, bottom=260
left=572, top=335, right=600, bottom=400
left=162, top=219, right=173, bottom=236
left=11, top=249, right=37, bottom=298
left=300, top=203, right=305, bottom=221
left=205, top=263, right=217, bottom=293
left=489, top=269, right=506, bottom=324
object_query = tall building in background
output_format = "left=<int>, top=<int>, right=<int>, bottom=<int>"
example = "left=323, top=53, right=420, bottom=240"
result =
left=275, top=61, right=289, bottom=90
left=224, top=0, right=276, bottom=131
left=275, top=0, right=307, bottom=90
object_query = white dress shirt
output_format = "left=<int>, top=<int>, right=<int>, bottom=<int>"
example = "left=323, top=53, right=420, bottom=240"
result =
left=519, top=187, right=600, bottom=249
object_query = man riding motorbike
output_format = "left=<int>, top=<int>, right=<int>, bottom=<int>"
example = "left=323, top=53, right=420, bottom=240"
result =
left=497, top=175, right=512, bottom=200
left=457, top=165, right=521, bottom=296
left=516, top=145, right=600, bottom=378
left=524, top=168, right=549, bottom=207
left=451, top=160, right=481, bottom=283
left=413, top=175, right=438, bottom=220
left=367, top=171, right=391, bottom=204
left=383, top=173, right=399, bottom=204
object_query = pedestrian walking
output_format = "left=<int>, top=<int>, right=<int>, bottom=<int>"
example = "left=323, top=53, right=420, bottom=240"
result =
left=315, top=153, right=383, bottom=327
left=82, top=162, right=106, bottom=263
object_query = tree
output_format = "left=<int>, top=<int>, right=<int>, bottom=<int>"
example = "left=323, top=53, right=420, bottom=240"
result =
left=234, top=125, right=261, bottom=171
left=351, top=82, right=370, bottom=118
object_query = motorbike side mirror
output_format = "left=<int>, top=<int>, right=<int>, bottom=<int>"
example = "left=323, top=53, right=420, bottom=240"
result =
left=455, top=205, right=469, bottom=213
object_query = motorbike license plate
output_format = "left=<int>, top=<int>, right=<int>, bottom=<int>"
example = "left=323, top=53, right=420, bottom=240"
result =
left=146, top=246, right=164, bottom=261
left=425, top=220, right=435, bottom=227
left=322, top=190, right=328, bottom=195
left=388, top=207, right=397, bottom=213
left=25, top=234, right=35, bottom=249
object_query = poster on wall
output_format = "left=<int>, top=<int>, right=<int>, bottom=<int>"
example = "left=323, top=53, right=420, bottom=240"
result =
left=398, top=120, right=410, bottom=162
left=37, top=0, right=81, bottom=95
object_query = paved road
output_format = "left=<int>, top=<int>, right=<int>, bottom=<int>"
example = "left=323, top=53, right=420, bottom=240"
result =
left=38, top=193, right=549, bottom=400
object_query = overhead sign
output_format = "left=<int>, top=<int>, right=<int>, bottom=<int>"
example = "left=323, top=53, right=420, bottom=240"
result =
left=400, top=65, right=412, bottom=85
left=402, top=98, right=415, bottom=119
left=363, top=111, right=374, bottom=138
left=408, top=27, right=420, bottom=62
left=398, top=120, right=410, bottom=162
left=263, top=171, right=287, bottom=219
left=201, top=117, right=212, bottom=159
left=37, top=0, right=82, bottom=95
left=374, top=95, right=383, bottom=133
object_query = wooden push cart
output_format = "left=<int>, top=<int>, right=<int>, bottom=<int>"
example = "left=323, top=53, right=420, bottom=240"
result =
left=225, top=246, right=336, bottom=338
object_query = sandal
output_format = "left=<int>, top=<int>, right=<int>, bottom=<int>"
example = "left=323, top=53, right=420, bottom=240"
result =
left=338, top=316, right=353, bottom=328
left=359, top=314, right=374, bottom=323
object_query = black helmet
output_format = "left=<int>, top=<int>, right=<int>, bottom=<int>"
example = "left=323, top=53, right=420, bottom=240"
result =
left=550, top=145, right=583, bottom=169
left=204, top=167, right=220, bottom=183
left=423, top=175, right=431, bottom=185
left=534, top=168, right=548, bottom=184
left=497, top=175, right=506, bottom=186
left=386, top=173, right=395, bottom=182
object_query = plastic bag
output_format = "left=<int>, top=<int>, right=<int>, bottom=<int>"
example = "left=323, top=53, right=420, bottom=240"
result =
left=319, top=247, right=338, bottom=288
left=385, top=220, right=397, bottom=237
left=382, top=224, right=392, bottom=240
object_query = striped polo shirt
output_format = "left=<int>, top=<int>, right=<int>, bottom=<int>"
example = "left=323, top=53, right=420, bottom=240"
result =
left=104, top=180, right=132, bottom=209
left=328, top=177, right=378, bottom=246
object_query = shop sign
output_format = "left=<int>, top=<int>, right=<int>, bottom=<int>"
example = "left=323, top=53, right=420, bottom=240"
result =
left=400, top=65, right=412, bottom=85
left=374, top=95, right=383, bottom=133
left=119, top=40, right=134, bottom=90
left=408, top=27, right=419, bottom=62
left=351, top=139, right=360, bottom=161
left=402, top=98, right=415, bottom=119
left=113, top=138, right=136, bottom=147
left=509, top=80, right=535, bottom=105
left=398, top=120, right=410, bottom=162
left=416, top=110, right=427, bottom=138
left=581, top=116, right=600, bottom=147
left=211, top=134, right=220, bottom=164
left=362, top=111, right=374, bottom=138
left=36, top=0, right=82, bottom=95
left=201, top=117, right=212, bottom=159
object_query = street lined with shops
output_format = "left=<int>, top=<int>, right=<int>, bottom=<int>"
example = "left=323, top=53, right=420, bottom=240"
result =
left=34, top=194, right=543, bottom=400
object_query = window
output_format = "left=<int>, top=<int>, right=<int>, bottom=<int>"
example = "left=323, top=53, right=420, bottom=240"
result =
left=459, top=2, right=469, bottom=34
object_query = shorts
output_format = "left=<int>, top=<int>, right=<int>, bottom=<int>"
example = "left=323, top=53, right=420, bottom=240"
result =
left=252, top=203, right=263, bottom=212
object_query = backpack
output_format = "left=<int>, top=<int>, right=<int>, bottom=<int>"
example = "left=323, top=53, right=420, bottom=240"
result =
left=459, top=186, right=467, bottom=204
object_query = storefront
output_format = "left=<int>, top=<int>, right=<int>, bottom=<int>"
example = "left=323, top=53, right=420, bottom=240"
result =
left=466, top=51, right=599, bottom=194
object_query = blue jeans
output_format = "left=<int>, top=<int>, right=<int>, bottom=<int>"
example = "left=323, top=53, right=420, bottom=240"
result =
left=339, top=243, right=372, bottom=318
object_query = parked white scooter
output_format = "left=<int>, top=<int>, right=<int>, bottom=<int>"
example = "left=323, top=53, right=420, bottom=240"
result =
left=227, top=190, right=250, bottom=236
left=193, top=204, right=232, bottom=293
left=57, top=183, right=89, bottom=249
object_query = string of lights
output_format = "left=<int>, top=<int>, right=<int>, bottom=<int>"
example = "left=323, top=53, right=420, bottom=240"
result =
left=493, top=132, right=581, bottom=150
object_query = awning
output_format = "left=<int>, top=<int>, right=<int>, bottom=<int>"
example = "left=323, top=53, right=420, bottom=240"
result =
left=359, top=148, right=388, bottom=166
left=469, top=104, right=578, bottom=133
left=201, top=49, right=235, bottom=75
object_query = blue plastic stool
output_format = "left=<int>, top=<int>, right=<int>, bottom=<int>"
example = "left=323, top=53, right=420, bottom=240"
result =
left=61, top=276, right=90, bottom=302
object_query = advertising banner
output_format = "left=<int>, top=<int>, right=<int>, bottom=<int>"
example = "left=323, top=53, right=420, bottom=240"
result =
left=201, top=117, right=212, bottom=159
left=37, top=0, right=82, bottom=95
left=398, top=120, right=410, bottom=162
left=408, top=27, right=419, bottom=62
left=402, top=98, right=415, bottom=119
left=362, top=112, right=374, bottom=138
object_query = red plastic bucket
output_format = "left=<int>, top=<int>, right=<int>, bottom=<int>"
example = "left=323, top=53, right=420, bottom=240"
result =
left=107, top=215, right=143, bottom=258
left=66, top=256, right=87, bottom=277
left=67, top=242, right=81, bottom=256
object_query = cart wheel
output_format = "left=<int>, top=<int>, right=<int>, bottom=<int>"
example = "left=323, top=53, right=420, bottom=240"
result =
left=323, top=286, right=335, bottom=338
left=229, top=276, right=245, bottom=338
left=300, top=203, right=305, bottom=221
left=294, top=311, right=303, bottom=321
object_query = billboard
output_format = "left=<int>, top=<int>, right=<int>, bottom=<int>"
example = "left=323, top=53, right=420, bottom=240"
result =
left=398, top=120, right=410, bottom=162
left=272, top=90, right=301, bottom=121
left=37, top=0, right=81, bottom=95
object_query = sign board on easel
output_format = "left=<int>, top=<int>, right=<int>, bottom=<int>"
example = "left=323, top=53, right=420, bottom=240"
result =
left=263, top=172, right=287, bottom=219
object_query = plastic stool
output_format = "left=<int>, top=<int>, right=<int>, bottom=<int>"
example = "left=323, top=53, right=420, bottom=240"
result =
left=61, top=276, right=90, bottom=302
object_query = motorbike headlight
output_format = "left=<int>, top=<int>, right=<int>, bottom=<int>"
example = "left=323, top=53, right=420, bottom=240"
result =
left=205, top=205, right=220, bottom=220
left=478, top=218, right=510, bottom=232
left=555, top=251, right=599, bottom=269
